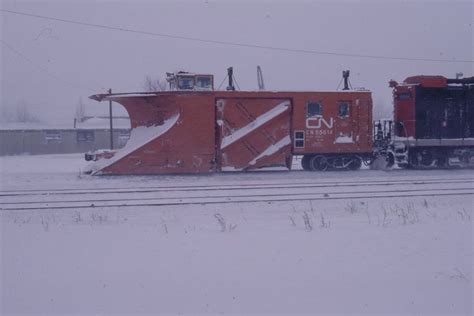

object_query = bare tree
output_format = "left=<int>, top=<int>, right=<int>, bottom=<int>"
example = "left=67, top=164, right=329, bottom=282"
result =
left=373, top=97, right=393, bottom=120
left=143, top=75, right=167, bottom=92
left=0, top=106, right=14, bottom=122
left=75, top=97, right=86, bottom=122
left=15, top=100, right=39, bottom=123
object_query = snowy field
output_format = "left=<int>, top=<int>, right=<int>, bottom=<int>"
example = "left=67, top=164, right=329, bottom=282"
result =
left=1, top=154, right=473, bottom=315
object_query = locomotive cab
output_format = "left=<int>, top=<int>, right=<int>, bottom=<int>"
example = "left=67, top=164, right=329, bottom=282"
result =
left=166, top=72, right=214, bottom=91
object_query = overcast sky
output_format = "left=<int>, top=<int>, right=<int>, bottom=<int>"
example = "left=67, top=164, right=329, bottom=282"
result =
left=1, top=0, right=473, bottom=123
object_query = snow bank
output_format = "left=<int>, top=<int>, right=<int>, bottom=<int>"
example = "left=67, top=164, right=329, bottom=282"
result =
left=85, top=113, right=180, bottom=174
left=221, top=166, right=243, bottom=172
left=2, top=194, right=472, bottom=315
left=221, top=101, right=290, bottom=149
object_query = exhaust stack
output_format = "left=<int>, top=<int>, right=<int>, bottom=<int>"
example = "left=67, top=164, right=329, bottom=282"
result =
left=226, top=67, right=235, bottom=91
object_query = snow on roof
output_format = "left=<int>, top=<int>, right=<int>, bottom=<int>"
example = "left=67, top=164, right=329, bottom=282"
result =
left=90, top=89, right=371, bottom=102
left=77, top=117, right=131, bottom=129
left=0, top=117, right=131, bottom=131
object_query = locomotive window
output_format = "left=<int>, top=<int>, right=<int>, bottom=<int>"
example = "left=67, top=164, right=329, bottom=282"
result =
left=294, top=131, right=304, bottom=148
left=339, top=102, right=350, bottom=118
left=195, top=76, right=212, bottom=90
left=177, top=76, right=194, bottom=90
left=307, top=102, right=323, bottom=117
left=398, top=93, right=411, bottom=100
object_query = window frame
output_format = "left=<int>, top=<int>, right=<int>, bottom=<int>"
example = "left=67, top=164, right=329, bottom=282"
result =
left=44, top=130, right=62, bottom=142
left=118, top=130, right=131, bottom=140
left=195, top=75, right=213, bottom=90
left=306, top=101, right=323, bottom=118
left=338, top=101, right=351, bottom=118
left=294, top=130, right=305, bottom=148
left=76, top=130, right=95, bottom=143
left=397, top=92, right=411, bottom=101
left=177, top=76, right=195, bottom=90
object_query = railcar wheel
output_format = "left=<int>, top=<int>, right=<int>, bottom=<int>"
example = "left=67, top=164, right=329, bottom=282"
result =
left=310, top=155, right=328, bottom=171
left=348, top=156, right=362, bottom=170
left=420, top=151, right=434, bottom=167
left=301, top=155, right=312, bottom=171
left=436, top=153, right=448, bottom=168
left=385, top=152, right=395, bottom=168
left=408, top=153, right=419, bottom=168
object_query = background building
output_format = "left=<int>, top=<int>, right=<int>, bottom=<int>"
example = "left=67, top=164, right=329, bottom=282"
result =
left=0, top=117, right=130, bottom=156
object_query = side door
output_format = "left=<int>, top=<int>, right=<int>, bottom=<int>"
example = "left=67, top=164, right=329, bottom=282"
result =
left=215, top=98, right=292, bottom=171
left=357, top=98, right=372, bottom=148
left=334, top=101, right=355, bottom=144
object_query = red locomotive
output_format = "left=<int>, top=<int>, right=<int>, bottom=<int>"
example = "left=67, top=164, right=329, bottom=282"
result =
left=390, top=75, right=474, bottom=168
left=85, top=69, right=473, bottom=175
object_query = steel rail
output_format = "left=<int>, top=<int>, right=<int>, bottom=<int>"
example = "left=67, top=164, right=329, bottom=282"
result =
left=2, top=188, right=473, bottom=211
left=1, top=177, right=472, bottom=197
left=1, top=185, right=472, bottom=207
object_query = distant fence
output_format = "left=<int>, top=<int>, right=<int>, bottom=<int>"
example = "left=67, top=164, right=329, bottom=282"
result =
left=0, top=129, right=130, bottom=156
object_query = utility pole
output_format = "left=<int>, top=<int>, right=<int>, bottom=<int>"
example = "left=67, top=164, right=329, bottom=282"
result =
left=108, top=88, right=114, bottom=149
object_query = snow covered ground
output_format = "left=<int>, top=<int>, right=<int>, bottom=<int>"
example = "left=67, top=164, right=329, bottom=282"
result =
left=1, top=154, right=473, bottom=315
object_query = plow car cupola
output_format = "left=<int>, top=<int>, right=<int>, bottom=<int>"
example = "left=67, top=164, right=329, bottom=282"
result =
left=166, top=71, right=214, bottom=91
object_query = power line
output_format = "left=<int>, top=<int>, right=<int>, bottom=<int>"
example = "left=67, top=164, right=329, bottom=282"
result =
left=2, top=8, right=473, bottom=64
left=1, top=39, right=104, bottom=92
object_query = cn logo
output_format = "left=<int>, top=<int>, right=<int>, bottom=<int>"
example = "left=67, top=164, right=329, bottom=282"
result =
left=306, top=117, right=334, bottom=129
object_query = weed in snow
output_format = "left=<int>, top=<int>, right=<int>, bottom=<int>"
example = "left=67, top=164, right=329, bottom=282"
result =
left=436, top=268, right=470, bottom=282
left=90, top=212, right=108, bottom=224
left=214, top=213, right=237, bottom=232
left=302, top=211, right=313, bottom=231
left=73, top=211, right=82, bottom=223
left=378, top=206, right=391, bottom=227
left=12, top=214, right=31, bottom=226
left=184, top=225, right=196, bottom=234
left=365, top=210, right=372, bottom=225
left=40, top=215, right=49, bottom=232
left=239, top=205, right=248, bottom=222
left=345, top=200, right=360, bottom=214
left=378, top=203, right=420, bottom=227
left=457, top=209, right=471, bottom=221
left=319, top=213, right=330, bottom=229
left=422, top=198, right=429, bottom=209
left=289, top=215, right=296, bottom=227
left=425, top=208, right=438, bottom=219
left=289, top=202, right=330, bottom=231
left=395, top=203, right=419, bottom=225
left=308, top=200, right=316, bottom=215
left=214, top=213, right=226, bottom=232
left=161, top=217, right=169, bottom=234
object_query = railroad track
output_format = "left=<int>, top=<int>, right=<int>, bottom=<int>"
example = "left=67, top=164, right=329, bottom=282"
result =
left=2, top=180, right=473, bottom=211
left=1, top=177, right=473, bottom=197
